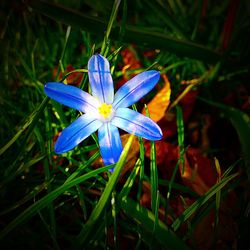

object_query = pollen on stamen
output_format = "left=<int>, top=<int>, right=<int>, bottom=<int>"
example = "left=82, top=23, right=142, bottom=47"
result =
left=98, top=103, right=113, bottom=119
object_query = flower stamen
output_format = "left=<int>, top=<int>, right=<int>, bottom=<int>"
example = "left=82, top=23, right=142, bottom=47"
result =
left=98, top=103, right=113, bottom=119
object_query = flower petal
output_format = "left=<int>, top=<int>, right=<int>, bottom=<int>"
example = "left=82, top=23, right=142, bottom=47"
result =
left=111, top=108, right=162, bottom=140
left=88, top=54, right=114, bottom=104
left=98, top=123, right=123, bottom=167
left=113, top=70, right=160, bottom=109
left=44, top=82, right=99, bottom=113
left=55, top=115, right=102, bottom=154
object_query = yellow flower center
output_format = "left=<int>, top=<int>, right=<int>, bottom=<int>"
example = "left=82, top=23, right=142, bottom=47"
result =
left=98, top=103, right=113, bottom=119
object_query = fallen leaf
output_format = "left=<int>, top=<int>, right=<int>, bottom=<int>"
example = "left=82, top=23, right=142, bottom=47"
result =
left=142, top=74, right=171, bottom=122
left=121, top=47, right=142, bottom=74
left=120, top=134, right=140, bottom=176
left=180, top=148, right=217, bottom=195
left=116, top=47, right=142, bottom=90
left=53, top=64, right=83, bottom=86
left=158, top=89, right=198, bottom=139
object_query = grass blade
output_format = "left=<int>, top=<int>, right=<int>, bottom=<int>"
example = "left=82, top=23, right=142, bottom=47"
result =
left=150, top=140, right=158, bottom=214
left=144, top=0, right=189, bottom=40
left=176, top=105, right=185, bottom=172
left=27, top=0, right=221, bottom=62
left=73, top=134, right=134, bottom=248
left=119, top=158, right=141, bottom=201
left=0, top=165, right=112, bottom=240
left=199, top=97, right=250, bottom=179
left=171, top=172, right=239, bottom=231
left=120, top=197, right=190, bottom=250
left=100, top=0, right=121, bottom=56
left=0, top=97, right=48, bottom=156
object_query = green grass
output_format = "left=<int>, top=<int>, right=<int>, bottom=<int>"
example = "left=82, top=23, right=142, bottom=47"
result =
left=0, top=0, right=249, bottom=249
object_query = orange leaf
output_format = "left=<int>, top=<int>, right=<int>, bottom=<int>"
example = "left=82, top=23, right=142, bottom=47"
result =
left=142, top=74, right=171, bottom=122
left=52, top=64, right=83, bottom=86
left=121, top=47, right=142, bottom=70
left=120, top=134, right=140, bottom=176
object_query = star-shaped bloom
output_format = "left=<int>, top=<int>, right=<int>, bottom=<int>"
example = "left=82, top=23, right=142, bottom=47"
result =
left=44, top=54, right=162, bottom=166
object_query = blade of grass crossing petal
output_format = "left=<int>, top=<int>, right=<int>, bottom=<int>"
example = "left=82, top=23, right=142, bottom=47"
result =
left=120, top=197, right=190, bottom=250
left=119, top=158, right=141, bottom=201
left=176, top=106, right=185, bottom=173
left=171, top=173, right=239, bottom=232
left=73, top=135, right=135, bottom=247
left=0, top=165, right=112, bottom=240
left=132, top=104, right=145, bottom=202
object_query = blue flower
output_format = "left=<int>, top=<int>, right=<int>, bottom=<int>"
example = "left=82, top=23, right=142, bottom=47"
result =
left=44, top=54, right=162, bottom=166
